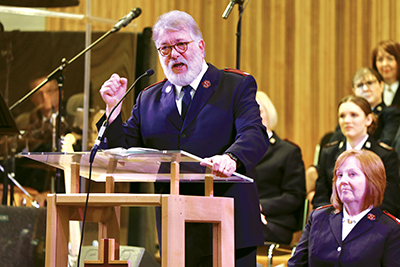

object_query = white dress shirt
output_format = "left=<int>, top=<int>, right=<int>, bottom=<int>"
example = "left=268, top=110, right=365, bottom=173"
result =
left=174, top=61, right=208, bottom=115
left=383, top=81, right=399, bottom=106
left=345, top=134, right=369, bottom=151
left=342, top=206, right=372, bottom=240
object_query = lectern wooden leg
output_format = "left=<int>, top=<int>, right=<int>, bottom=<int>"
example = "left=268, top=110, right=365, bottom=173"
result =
left=214, top=202, right=235, bottom=266
left=46, top=194, right=70, bottom=267
left=185, top=196, right=234, bottom=267
left=161, top=194, right=185, bottom=267
left=161, top=195, right=234, bottom=267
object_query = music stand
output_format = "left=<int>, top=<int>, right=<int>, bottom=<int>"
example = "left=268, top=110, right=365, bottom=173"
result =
left=0, top=92, right=20, bottom=205
left=0, top=93, right=19, bottom=135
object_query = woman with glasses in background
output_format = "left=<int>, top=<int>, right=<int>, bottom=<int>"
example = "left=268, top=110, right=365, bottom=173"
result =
left=329, top=67, right=400, bottom=146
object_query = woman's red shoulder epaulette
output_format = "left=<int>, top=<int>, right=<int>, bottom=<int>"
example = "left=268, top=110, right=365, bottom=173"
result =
left=383, top=210, right=400, bottom=224
left=223, top=68, right=249, bottom=76
left=379, top=142, right=394, bottom=151
left=143, top=78, right=167, bottom=91
left=324, top=141, right=339, bottom=148
left=315, top=204, right=333, bottom=211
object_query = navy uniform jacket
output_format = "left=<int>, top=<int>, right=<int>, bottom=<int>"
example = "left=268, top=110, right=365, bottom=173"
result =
left=99, top=63, right=269, bottom=249
left=329, top=102, right=400, bottom=146
left=312, top=136, right=400, bottom=215
left=288, top=205, right=400, bottom=267
left=389, top=82, right=400, bottom=107
left=255, top=132, right=306, bottom=233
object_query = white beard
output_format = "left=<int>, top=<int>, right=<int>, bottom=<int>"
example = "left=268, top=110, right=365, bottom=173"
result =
left=161, top=49, right=204, bottom=86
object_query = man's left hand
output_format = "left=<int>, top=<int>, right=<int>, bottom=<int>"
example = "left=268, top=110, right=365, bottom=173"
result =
left=200, top=154, right=237, bottom=177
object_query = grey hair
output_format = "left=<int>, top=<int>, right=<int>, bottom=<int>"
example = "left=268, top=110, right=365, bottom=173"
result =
left=256, top=91, right=278, bottom=130
left=152, top=10, right=203, bottom=47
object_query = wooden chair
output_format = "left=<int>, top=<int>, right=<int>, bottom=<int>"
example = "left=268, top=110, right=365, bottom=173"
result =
left=256, top=199, right=309, bottom=267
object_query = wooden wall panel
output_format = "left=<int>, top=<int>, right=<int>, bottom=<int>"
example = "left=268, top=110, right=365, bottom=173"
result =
left=44, top=0, right=400, bottom=167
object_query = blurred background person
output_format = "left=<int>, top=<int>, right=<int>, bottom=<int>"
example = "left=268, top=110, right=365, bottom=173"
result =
left=329, top=67, right=400, bottom=146
left=289, top=149, right=400, bottom=267
left=312, top=95, right=400, bottom=216
left=15, top=74, right=67, bottom=153
left=14, top=74, right=68, bottom=204
left=372, top=40, right=400, bottom=107
left=255, top=91, right=306, bottom=245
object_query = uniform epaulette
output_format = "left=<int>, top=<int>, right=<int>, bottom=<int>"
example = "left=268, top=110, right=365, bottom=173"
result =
left=324, top=141, right=339, bottom=148
left=223, top=68, right=249, bottom=76
left=143, top=78, right=167, bottom=91
left=315, top=204, right=333, bottom=211
left=383, top=210, right=400, bottom=225
left=284, top=138, right=300, bottom=147
left=379, top=142, right=394, bottom=151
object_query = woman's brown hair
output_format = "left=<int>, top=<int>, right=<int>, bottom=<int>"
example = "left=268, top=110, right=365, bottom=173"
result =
left=331, top=149, right=386, bottom=212
left=338, top=95, right=378, bottom=135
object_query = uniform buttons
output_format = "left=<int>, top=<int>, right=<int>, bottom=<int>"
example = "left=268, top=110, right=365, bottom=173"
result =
left=181, top=134, right=187, bottom=138
left=337, top=246, right=341, bottom=252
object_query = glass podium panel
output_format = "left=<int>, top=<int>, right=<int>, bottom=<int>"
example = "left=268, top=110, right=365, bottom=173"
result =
left=20, top=149, right=253, bottom=183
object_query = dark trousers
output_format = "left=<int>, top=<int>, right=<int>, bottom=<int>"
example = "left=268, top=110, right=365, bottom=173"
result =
left=261, top=222, right=293, bottom=245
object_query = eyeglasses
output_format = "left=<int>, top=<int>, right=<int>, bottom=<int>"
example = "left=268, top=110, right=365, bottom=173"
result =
left=157, top=41, right=194, bottom=57
left=376, top=55, right=396, bottom=63
left=354, top=80, right=378, bottom=91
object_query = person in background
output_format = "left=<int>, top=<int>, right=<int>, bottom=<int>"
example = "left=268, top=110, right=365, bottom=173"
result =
left=15, top=75, right=61, bottom=153
left=255, top=91, right=306, bottom=244
left=312, top=95, right=400, bottom=216
left=13, top=74, right=67, bottom=205
left=97, top=10, right=269, bottom=266
left=288, top=149, right=400, bottom=267
left=373, top=42, right=400, bottom=201
left=372, top=39, right=400, bottom=107
left=329, top=67, right=400, bottom=146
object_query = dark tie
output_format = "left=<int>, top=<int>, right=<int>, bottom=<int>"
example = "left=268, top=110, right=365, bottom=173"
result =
left=181, top=85, right=192, bottom=120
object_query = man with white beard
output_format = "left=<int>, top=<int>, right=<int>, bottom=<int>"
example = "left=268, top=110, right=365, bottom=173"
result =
left=97, top=10, right=269, bottom=266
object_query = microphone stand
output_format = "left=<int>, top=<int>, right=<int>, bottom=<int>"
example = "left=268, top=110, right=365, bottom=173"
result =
left=89, top=69, right=154, bottom=164
left=1, top=34, right=15, bottom=205
left=222, top=0, right=245, bottom=70
left=236, top=2, right=244, bottom=70
left=8, top=19, right=131, bottom=193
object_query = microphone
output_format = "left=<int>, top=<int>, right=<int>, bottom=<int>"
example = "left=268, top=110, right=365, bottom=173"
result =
left=89, top=69, right=154, bottom=163
left=0, top=22, right=5, bottom=56
left=222, top=1, right=236, bottom=19
left=112, top=7, right=142, bottom=32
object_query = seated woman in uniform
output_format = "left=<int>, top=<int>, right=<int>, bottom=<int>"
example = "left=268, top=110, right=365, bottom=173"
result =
left=255, top=91, right=306, bottom=244
left=289, top=149, right=400, bottom=267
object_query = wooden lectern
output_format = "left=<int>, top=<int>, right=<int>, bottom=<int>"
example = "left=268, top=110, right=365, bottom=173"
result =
left=22, top=149, right=253, bottom=267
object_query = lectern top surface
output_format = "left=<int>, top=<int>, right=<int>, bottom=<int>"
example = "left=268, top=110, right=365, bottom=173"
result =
left=20, top=149, right=253, bottom=183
